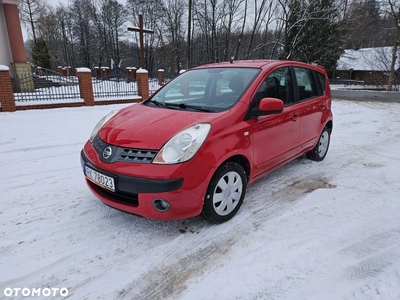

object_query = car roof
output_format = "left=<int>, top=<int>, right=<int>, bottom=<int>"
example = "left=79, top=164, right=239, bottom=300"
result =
left=192, top=59, right=326, bottom=73
left=193, top=60, right=277, bottom=69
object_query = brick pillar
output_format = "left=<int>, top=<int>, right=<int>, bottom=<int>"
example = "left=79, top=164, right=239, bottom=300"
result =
left=76, top=67, right=94, bottom=106
left=158, top=69, right=165, bottom=85
left=0, top=66, right=16, bottom=112
left=181, top=77, right=190, bottom=98
left=37, top=67, right=43, bottom=76
left=137, top=68, right=149, bottom=100
left=130, top=67, right=137, bottom=81
left=126, top=67, right=136, bottom=83
left=101, top=67, right=109, bottom=80
left=126, top=67, right=131, bottom=83
left=94, top=67, right=100, bottom=79
left=66, top=66, right=72, bottom=77
left=58, top=66, right=63, bottom=76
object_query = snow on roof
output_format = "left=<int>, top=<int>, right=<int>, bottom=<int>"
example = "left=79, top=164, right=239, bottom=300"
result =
left=337, top=47, right=400, bottom=71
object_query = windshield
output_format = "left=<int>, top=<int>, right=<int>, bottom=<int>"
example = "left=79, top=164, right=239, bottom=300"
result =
left=144, top=67, right=260, bottom=112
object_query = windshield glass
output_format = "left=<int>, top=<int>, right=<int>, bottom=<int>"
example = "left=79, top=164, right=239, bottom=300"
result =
left=145, top=67, right=260, bottom=112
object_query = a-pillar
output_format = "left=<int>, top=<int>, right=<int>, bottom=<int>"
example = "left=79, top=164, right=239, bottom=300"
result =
left=158, top=69, right=165, bottom=86
left=2, top=0, right=34, bottom=92
left=76, top=67, right=95, bottom=106
left=136, top=68, right=149, bottom=100
left=0, top=65, right=16, bottom=112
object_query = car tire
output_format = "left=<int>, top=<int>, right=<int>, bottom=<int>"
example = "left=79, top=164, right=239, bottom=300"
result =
left=201, top=162, right=247, bottom=224
left=306, top=126, right=331, bottom=161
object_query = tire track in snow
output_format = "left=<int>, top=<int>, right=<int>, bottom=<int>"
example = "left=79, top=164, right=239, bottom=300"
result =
left=0, top=251, right=83, bottom=288
left=119, top=102, right=400, bottom=300
left=115, top=158, right=341, bottom=300
left=340, top=227, right=400, bottom=280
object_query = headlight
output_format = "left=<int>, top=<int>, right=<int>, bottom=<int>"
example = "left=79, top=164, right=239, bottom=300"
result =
left=153, top=123, right=211, bottom=164
left=89, top=110, right=119, bottom=142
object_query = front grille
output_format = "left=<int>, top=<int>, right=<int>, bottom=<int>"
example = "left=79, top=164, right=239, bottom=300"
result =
left=88, top=181, right=139, bottom=206
left=117, top=149, right=158, bottom=163
left=92, top=135, right=158, bottom=164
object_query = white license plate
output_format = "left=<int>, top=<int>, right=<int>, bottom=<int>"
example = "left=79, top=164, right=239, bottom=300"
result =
left=84, top=165, right=115, bottom=192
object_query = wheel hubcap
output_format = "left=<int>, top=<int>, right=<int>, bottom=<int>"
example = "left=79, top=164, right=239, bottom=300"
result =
left=318, top=131, right=329, bottom=157
left=213, top=171, right=243, bottom=216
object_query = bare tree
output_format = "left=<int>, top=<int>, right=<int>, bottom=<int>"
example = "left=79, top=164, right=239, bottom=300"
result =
left=162, top=0, right=187, bottom=72
left=126, top=0, right=165, bottom=73
left=384, top=0, right=400, bottom=90
left=246, top=0, right=270, bottom=57
left=219, top=0, right=245, bottom=61
left=19, top=0, right=46, bottom=45
left=234, top=0, right=248, bottom=60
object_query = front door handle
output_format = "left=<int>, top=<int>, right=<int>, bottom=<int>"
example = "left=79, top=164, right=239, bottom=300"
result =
left=291, top=114, right=299, bottom=122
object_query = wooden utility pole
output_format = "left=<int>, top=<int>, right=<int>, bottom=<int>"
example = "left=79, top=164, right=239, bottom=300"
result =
left=187, top=0, right=192, bottom=69
left=128, top=15, right=154, bottom=69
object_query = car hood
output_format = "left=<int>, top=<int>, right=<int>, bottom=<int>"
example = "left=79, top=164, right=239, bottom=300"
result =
left=98, top=104, right=228, bottom=149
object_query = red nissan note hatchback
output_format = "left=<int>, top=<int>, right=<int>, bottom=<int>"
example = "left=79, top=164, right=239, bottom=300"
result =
left=81, top=60, right=333, bottom=223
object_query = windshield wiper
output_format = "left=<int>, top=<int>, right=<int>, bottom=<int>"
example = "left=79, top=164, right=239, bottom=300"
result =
left=147, top=100, right=167, bottom=107
left=185, top=105, right=216, bottom=112
left=146, top=100, right=180, bottom=110
left=165, top=102, right=215, bottom=112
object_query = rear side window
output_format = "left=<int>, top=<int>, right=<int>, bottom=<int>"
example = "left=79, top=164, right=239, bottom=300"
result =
left=293, top=67, right=318, bottom=101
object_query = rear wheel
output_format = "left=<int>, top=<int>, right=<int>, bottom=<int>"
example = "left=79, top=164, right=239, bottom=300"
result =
left=306, top=126, right=331, bottom=161
left=201, top=162, right=247, bottom=224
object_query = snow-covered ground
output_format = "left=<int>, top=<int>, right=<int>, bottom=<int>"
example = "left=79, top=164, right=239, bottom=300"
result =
left=1, top=99, right=400, bottom=299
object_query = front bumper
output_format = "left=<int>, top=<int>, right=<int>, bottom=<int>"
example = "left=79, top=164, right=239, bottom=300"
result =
left=81, top=142, right=214, bottom=220
left=81, top=151, right=183, bottom=194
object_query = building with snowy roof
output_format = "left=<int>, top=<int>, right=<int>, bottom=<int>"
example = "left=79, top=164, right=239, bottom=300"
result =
left=336, top=47, right=399, bottom=85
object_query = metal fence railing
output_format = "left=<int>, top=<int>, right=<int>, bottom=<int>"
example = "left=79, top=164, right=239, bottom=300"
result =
left=92, top=70, right=139, bottom=99
left=149, top=78, right=161, bottom=94
left=12, top=67, right=164, bottom=103
left=12, top=67, right=81, bottom=102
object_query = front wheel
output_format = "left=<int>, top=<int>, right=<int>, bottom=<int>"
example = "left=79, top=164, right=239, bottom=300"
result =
left=306, top=126, right=331, bottom=161
left=201, top=162, right=247, bottom=224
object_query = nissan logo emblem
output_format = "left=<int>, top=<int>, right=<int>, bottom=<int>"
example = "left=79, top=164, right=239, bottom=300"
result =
left=103, top=147, right=112, bottom=159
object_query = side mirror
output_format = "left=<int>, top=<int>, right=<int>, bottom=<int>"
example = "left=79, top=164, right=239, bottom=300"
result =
left=251, top=98, right=284, bottom=117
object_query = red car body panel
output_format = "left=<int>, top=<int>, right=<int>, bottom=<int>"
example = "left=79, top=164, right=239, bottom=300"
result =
left=81, top=60, right=333, bottom=221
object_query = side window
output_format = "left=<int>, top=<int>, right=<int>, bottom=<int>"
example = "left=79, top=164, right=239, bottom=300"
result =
left=293, top=67, right=318, bottom=101
left=253, top=67, right=292, bottom=106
